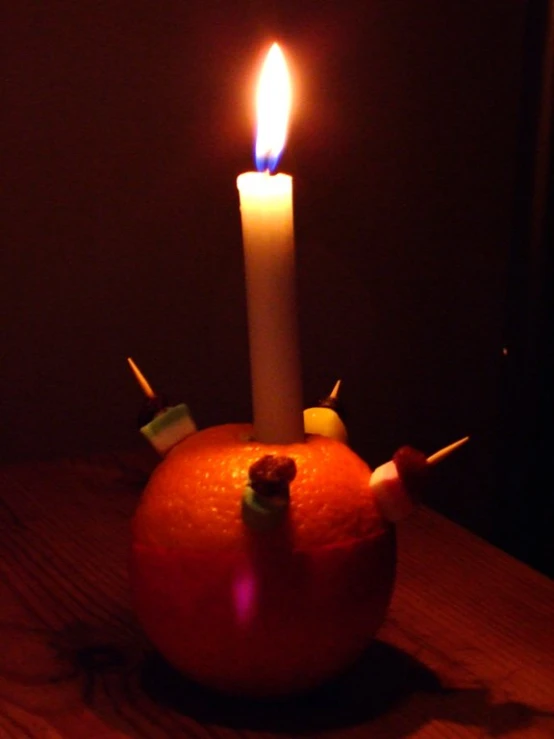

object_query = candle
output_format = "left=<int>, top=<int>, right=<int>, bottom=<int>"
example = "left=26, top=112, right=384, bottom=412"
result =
left=237, top=43, right=304, bottom=444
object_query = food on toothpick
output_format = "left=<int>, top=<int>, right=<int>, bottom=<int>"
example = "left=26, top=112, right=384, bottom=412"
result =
left=127, top=357, right=197, bottom=455
left=303, top=379, right=348, bottom=443
left=130, top=423, right=395, bottom=697
left=139, top=404, right=196, bottom=456
left=370, top=436, right=470, bottom=522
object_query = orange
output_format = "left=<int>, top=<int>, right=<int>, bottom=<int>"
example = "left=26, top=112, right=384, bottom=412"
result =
left=130, top=423, right=396, bottom=696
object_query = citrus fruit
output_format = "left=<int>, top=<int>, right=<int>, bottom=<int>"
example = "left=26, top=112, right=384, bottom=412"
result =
left=130, top=423, right=396, bottom=696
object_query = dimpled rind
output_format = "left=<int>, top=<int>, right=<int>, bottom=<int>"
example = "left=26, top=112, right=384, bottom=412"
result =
left=130, top=422, right=396, bottom=696
left=133, top=423, right=384, bottom=552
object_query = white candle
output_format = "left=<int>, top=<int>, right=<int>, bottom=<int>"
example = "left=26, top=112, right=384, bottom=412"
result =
left=237, top=44, right=303, bottom=444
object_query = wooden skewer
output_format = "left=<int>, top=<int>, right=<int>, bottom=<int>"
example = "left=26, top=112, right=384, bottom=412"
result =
left=330, top=379, right=342, bottom=400
left=127, top=357, right=156, bottom=399
left=427, top=436, right=470, bottom=465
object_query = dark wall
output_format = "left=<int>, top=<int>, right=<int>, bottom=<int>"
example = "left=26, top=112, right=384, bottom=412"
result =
left=2, top=3, right=526, bottom=549
left=495, top=0, right=554, bottom=577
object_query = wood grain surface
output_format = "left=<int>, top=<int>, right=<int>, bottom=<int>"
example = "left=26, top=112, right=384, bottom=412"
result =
left=0, top=453, right=553, bottom=738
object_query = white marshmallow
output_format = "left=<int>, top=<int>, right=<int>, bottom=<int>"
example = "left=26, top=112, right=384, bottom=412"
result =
left=369, top=460, right=417, bottom=522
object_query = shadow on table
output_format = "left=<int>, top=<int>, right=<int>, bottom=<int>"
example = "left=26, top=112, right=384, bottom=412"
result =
left=140, top=640, right=554, bottom=735
left=140, top=639, right=441, bottom=734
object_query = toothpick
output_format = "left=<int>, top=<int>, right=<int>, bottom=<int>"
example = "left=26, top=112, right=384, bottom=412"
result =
left=330, top=379, right=342, bottom=400
left=427, top=436, right=469, bottom=465
left=127, top=357, right=156, bottom=399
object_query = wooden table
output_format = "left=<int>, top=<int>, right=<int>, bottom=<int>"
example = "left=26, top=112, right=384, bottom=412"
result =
left=0, top=452, right=553, bottom=738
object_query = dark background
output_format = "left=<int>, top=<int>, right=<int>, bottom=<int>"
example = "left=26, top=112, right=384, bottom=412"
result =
left=2, top=2, right=551, bottom=574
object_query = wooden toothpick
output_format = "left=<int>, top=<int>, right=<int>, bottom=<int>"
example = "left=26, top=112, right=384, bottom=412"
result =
left=427, top=436, right=470, bottom=465
left=127, top=357, right=156, bottom=399
left=330, top=379, right=342, bottom=400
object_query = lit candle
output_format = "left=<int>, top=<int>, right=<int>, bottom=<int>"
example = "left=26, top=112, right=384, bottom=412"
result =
left=237, top=43, right=303, bottom=444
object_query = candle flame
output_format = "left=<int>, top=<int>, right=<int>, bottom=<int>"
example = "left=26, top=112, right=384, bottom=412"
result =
left=255, top=43, right=291, bottom=173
